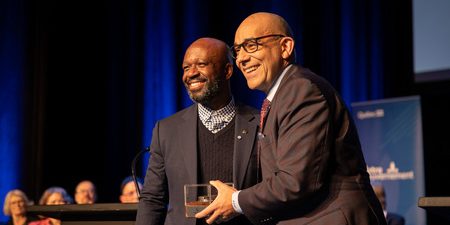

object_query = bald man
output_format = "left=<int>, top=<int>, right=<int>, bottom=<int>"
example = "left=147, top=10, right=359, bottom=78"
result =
left=136, top=38, right=259, bottom=225
left=196, top=12, right=387, bottom=225
left=74, top=180, right=97, bottom=204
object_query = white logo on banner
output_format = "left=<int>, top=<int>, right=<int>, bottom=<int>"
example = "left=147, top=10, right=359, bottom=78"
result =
left=356, top=109, right=384, bottom=120
left=367, top=161, right=414, bottom=181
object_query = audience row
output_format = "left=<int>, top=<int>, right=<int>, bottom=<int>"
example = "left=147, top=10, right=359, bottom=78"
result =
left=1, top=176, right=143, bottom=225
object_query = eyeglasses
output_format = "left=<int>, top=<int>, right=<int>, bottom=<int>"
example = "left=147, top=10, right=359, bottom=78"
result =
left=76, top=189, right=95, bottom=194
left=10, top=200, right=25, bottom=205
left=231, top=34, right=285, bottom=59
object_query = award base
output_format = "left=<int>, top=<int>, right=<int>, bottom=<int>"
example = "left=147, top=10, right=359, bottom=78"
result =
left=185, top=201, right=209, bottom=217
left=184, top=183, right=233, bottom=218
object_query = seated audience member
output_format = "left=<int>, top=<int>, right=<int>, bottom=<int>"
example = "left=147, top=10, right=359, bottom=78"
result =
left=119, top=176, right=142, bottom=203
left=2, top=189, right=38, bottom=225
left=373, top=184, right=405, bottom=225
left=29, top=187, right=73, bottom=225
left=74, top=180, right=97, bottom=204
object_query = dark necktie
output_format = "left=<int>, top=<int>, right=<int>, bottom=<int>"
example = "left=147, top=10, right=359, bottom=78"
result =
left=259, top=98, right=271, bottom=131
left=257, top=98, right=271, bottom=182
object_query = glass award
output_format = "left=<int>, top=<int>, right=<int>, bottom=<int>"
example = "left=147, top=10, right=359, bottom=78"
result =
left=184, top=184, right=210, bottom=217
left=184, top=183, right=234, bottom=218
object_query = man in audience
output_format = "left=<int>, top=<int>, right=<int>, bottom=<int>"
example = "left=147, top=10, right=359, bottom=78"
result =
left=74, top=180, right=97, bottom=204
left=373, top=184, right=405, bottom=225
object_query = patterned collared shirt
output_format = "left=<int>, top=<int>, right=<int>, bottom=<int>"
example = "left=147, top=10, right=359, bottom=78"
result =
left=198, top=98, right=236, bottom=134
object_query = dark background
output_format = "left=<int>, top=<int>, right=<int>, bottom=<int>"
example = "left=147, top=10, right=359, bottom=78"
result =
left=1, top=0, right=449, bottom=224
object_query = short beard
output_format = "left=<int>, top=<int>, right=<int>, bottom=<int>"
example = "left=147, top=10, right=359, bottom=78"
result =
left=187, top=78, right=220, bottom=106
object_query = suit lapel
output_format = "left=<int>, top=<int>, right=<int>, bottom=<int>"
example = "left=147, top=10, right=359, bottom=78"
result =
left=181, top=105, right=198, bottom=185
left=233, top=106, right=258, bottom=189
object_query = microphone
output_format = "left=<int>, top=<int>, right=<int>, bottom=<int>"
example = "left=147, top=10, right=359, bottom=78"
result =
left=131, top=146, right=150, bottom=198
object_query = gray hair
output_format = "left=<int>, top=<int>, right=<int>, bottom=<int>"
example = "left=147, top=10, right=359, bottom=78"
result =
left=3, top=189, right=33, bottom=216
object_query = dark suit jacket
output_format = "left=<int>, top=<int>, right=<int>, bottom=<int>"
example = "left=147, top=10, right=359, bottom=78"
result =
left=238, top=65, right=387, bottom=225
left=136, top=103, right=259, bottom=225
left=386, top=212, right=405, bottom=225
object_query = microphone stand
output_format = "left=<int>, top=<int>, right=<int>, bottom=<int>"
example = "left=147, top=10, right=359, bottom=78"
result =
left=131, top=146, right=150, bottom=198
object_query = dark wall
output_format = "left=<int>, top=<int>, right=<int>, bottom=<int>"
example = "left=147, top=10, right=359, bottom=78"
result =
left=415, top=81, right=450, bottom=224
left=23, top=0, right=145, bottom=203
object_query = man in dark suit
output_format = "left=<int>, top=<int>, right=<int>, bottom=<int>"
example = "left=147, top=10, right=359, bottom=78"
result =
left=135, top=37, right=259, bottom=225
left=373, top=185, right=406, bottom=225
left=196, top=12, right=387, bottom=225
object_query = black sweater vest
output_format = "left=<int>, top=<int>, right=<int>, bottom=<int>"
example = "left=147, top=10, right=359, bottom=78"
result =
left=197, top=117, right=235, bottom=184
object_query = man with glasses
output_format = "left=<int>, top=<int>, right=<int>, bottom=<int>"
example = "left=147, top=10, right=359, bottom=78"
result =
left=196, top=12, right=387, bottom=225
left=74, top=180, right=97, bottom=204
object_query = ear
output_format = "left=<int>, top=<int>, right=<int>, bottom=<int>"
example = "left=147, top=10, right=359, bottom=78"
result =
left=225, top=63, right=233, bottom=80
left=280, top=37, right=294, bottom=60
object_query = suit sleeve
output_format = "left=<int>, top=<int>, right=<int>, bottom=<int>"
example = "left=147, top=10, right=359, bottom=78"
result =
left=136, top=121, right=169, bottom=225
left=238, top=78, right=333, bottom=223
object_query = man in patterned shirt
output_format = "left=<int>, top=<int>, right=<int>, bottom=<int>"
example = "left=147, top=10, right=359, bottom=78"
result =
left=136, top=37, right=259, bottom=225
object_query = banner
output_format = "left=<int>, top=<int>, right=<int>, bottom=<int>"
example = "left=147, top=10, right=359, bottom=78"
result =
left=351, top=96, right=426, bottom=225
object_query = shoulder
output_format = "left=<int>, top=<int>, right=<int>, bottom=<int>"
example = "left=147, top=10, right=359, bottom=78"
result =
left=235, top=102, right=259, bottom=115
left=283, top=65, right=337, bottom=94
left=155, top=104, right=196, bottom=126
left=273, top=65, right=328, bottom=108
left=279, top=64, right=347, bottom=112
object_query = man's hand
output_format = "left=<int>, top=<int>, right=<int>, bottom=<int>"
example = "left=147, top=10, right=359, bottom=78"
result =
left=195, top=180, right=238, bottom=224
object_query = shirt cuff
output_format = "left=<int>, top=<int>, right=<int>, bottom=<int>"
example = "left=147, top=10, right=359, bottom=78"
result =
left=231, top=190, right=243, bottom=214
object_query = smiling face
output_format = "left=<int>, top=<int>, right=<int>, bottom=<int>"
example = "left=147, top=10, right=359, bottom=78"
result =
left=182, top=38, right=233, bottom=109
left=234, top=12, right=294, bottom=93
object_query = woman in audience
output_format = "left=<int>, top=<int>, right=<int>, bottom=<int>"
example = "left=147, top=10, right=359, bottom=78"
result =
left=2, top=189, right=37, bottom=225
left=119, top=176, right=142, bottom=203
left=29, top=187, right=73, bottom=225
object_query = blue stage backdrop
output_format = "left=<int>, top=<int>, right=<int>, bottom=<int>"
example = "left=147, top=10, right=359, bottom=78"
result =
left=0, top=0, right=26, bottom=222
left=351, top=96, right=426, bottom=225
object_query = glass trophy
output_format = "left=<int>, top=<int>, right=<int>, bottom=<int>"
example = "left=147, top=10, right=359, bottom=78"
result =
left=184, top=184, right=210, bottom=217
left=184, top=183, right=234, bottom=218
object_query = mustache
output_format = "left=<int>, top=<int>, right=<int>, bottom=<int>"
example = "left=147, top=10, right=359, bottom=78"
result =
left=185, top=75, right=208, bottom=84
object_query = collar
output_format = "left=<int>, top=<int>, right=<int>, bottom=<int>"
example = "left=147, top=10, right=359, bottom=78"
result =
left=266, top=64, right=292, bottom=102
left=197, top=98, right=236, bottom=133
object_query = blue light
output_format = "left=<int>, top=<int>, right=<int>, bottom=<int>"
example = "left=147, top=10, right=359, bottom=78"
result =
left=0, top=0, right=26, bottom=222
